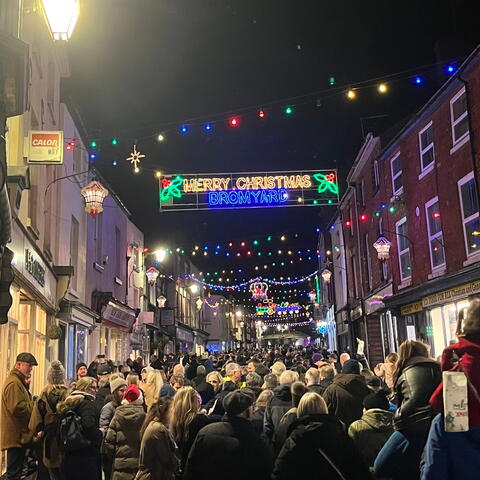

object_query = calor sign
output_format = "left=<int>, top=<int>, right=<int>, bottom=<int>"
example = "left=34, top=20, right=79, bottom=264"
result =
left=27, top=130, right=64, bottom=164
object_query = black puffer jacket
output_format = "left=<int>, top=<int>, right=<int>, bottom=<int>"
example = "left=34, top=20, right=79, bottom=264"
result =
left=272, top=414, right=371, bottom=480
left=393, top=356, right=441, bottom=434
left=263, top=385, right=292, bottom=440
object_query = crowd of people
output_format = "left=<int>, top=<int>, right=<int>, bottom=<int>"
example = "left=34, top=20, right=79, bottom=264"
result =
left=2, top=298, right=480, bottom=479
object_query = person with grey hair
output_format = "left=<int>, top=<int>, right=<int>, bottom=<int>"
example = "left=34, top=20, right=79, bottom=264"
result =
left=262, top=373, right=279, bottom=391
left=246, top=372, right=263, bottom=399
left=224, top=362, right=245, bottom=388
left=192, top=365, right=214, bottom=406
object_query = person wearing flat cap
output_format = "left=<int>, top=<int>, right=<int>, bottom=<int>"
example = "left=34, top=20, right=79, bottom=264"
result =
left=183, top=388, right=273, bottom=480
left=1, top=352, right=38, bottom=480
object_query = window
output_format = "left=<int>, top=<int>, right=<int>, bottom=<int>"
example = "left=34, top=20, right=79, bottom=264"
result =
left=70, top=216, right=79, bottom=290
left=396, top=217, right=411, bottom=280
left=458, top=172, right=480, bottom=256
left=419, top=122, right=434, bottom=171
left=450, top=88, right=469, bottom=145
left=390, top=152, right=403, bottom=195
left=425, top=197, right=445, bottom=270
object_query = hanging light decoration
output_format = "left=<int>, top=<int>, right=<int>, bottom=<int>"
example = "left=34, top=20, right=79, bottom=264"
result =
left=145, top=267, right=160, bottom=286
left=41, top=0, right=80, bottom=41
left=373, top=236, right=392, bottom=260
left=157, top=296, right=167, bottom=308
left=80, top=181, right=109, bottom=218
left=321, top=269, right=332, bottom=283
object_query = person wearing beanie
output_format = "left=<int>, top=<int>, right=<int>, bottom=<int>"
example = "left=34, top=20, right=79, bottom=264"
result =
left=348, top=391, right=394, bottom=467
left=183, top=389, right=273, bottom=480
left=29, top=360, right=69, bottom=479
left=76, top=362, right=88, bottom=380
left=311, top=353, right=323, bottom=367
left=104, top=384, right=146, bottom=480
left=323, top=358, right=370, bottom=427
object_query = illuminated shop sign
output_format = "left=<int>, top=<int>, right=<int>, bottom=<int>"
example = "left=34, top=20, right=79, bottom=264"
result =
left=159, top=170, right=339, bottom=211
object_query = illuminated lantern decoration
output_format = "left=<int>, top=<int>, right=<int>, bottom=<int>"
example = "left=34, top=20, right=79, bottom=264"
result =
left=321, top=269, right=332, bottom=283
left=157, top=295, right=167, bottom=308
left=373, top=236, right=392, bottom=261
left=145, top=267, right=160, bottom=286
left=250, top=281, right=269, bottom=301
left=41, top=0, right=80, bottom=40
left=80, top=181, right=109, bottom=218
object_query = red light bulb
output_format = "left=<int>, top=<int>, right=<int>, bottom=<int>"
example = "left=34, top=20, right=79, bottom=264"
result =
left=345, top=220, right=352, bottom=227
left=258, top=109, right=265, bottom=119
left=229, top=116, right=239, bottom=127
left=360, top=214, right=368, bottom=222
left=66, top=144, right=72, bottom=151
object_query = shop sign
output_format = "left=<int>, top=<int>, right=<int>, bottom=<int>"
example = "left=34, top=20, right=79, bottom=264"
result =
left=27, top=130, right=64, bottom=164
left=364, top=285, right=393, bottom=315
left=177, top=328, right=193, bottom=343
left=351, top=305, right=363, bottom=321
left=160, top=309, right=174, bottom=326
left=102, top=301, right=136, bottom=329
left=400, top=301, right=423, bottom=315
left=159, top=169, right=339, bottom=211
left=422, top=280, right=480, bottom=308
left=25, top=249, right=45, bottom=287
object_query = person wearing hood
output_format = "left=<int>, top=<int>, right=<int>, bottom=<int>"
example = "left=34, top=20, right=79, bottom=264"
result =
left=374, top=340, right=441, bottom=480
left=192, top=366, right=214, bottom=406
left=348, top=391, right=394, bottom=467
left=183, top=389, right=273, bottom=480
left=264, top=370, right=299, bottom=442
left=272, top=392, right=371, bottom=479
left=29, top=360, right=69, bottom=480
left=322, top=359, right=370, bottom=427
left=57, top=376, right=102, bottom=480
left=104, top=384, right=146, bottom=480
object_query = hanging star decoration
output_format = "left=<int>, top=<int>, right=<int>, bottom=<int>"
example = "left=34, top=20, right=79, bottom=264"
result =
left=313, top=172, right=339, bottom=194
left=126, top=145, right=145, bottom=171
left=160, top=176, right=184, bottom=202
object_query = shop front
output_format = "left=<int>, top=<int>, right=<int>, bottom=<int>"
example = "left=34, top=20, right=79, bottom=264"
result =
left=0, top=222, right=58, bottom=395
left=335, top=308, right=350, bottom=353
left=176, top=325, right=194, bottom=352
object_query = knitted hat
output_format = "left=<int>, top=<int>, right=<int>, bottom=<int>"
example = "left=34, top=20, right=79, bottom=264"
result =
left=47, top=360, right=66, bottom=385
left=76, top=362, right=87, bottom=374
left=363, top=391, right=389, bottom=411
left=342, top=359, right=361, bottom=375
left=110, top=373, right=127, bottom=393
left=223, top=389, right=255, bottom=415
left=123, top=384, right=142, bottom=403
left=312, top=353, right=323, bottom=364
left=97, top=363, right=113, bottom=376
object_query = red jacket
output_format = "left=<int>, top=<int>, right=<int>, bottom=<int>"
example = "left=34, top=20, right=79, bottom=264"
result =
left=429, top=337, right=480, bottom=426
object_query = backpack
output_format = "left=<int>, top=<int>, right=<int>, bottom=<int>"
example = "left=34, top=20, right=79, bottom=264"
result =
left=59, top=409, right=91, bottom=453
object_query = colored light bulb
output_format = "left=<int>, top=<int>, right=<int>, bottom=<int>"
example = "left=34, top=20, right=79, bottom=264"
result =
left=445, top=64, right=456, bottom=74
left=229, top=117, right=239, bottom=127
left=258, top=109, right=265, bottom=119
left=180, top=125, right=188, bottom=133
left=111, top=138, right=118, bottom=145
left=204, top=123, right=213, bottom=132
left=377, top=83, right=388, bottom=94
left=346, top=89, right=356, bottom=100
left=285, top=106, right=293, bottom=115
left=90, top=140, right=97, bottom=148
left=414, top=76, right=423, bottom=85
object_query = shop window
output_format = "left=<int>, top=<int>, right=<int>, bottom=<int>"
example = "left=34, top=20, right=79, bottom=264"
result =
left=450, top=88, right=469, bottom=146
left=390, top=152, right=403, bottom=196
left=419, top=121, right=434, bottom=172
left=425, top=197, right=445, bottom=270
left=458, top=172, right=480, bottom=256
left=396, top=217, right=411, bottom=280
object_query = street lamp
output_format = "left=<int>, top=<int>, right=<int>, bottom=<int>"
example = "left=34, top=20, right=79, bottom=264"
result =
left=373, top=236, right=392, bottom=261
left=145, top=267, right=160, bottom=286
left=80, top=181, right=109, bottom=218
left=190, top=284, right=199, bottom=294
left=41, top=0, right=80, bottom=41
left=153, top=249, right=167, bottom=263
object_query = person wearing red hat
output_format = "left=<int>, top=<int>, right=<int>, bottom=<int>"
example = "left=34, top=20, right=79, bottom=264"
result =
left=104, top=384, right=146, bottom=480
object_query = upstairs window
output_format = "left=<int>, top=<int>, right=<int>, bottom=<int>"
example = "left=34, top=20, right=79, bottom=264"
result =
left=458, top=172, right=480, bottom=256
left=425, top=197, right=445, bottom=270
left=390, top=152, right=403, bottom=196
left=450, top=88, right=469, bottom=146
left=419, top=122, right=434, bottom=172
left=396, top=217, right=411, bottom=280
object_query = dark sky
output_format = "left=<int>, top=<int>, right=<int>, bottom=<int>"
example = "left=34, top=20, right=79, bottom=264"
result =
left=66, top=0, right=477, bottom=297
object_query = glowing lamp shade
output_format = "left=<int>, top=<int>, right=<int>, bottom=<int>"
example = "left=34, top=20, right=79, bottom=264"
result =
left=154, top=249, right=167, bottom=263
left=80, top=181, right=109, bottom=218
left=41, top=0, right=80, bottom=41
left=321, top=269, right=332, bottom=283
left=145, top=267, right=160, bottom=286
left=157, top=296, right=167, bottom=308
left=373, top=236, right=392, bottom=261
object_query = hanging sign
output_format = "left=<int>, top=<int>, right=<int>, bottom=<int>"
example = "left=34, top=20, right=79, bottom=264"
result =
left=159, top=169, right=339, bottom=211
left=27, top=130, right=64, bottom=164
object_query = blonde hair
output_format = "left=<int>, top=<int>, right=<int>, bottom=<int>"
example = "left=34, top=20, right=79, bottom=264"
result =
left=206, top=371, right=224, bottom=392
left=297, top=392, right=328, bottom=417
left=143, top=370, right=164, bottom=408
left=172, top=364, right=185, bottom=377
left=271, top=361, right=286, bottom=378
left=279, top=370, right=299, bottom=385
left=126, top=373, right=139, bottom=385
left=255, top=389, right=274, bottom=409
left=169, top=386, right=200, bottom=444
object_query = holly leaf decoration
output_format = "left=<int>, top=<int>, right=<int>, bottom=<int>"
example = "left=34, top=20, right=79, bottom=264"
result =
left=313, top=173, right=339, bottom=194
left=160, top=176, right=184, bottom=202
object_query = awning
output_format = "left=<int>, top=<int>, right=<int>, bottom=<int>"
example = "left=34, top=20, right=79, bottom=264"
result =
left=57, top=300, right=99, bottom=327
left=101, top=300, right=137, bottom=331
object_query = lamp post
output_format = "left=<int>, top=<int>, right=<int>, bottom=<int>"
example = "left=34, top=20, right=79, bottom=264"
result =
left=41, top=0, right=80, bottom=41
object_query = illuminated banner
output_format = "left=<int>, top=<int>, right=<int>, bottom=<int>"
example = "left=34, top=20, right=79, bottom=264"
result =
left=159, top=169, right=339, bottom=211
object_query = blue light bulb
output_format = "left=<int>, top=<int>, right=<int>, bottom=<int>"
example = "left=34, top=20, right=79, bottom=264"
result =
left=180, top=125, right=188, bottom=133
left=204, top=123, right=213, bottom=132
left=445, top=64, right=456, bottom=74
left=90, top=153, right=96, bottom=160
left=112, top=160, right=117, bottom=166
left=414, top=76, right=423, bottom=85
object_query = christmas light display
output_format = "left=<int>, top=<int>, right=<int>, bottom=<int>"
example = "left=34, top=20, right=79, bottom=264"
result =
left=80, top=181, right=109, bottom=218
left=250, top=281, right=269, bottom=300
left=126, top=145, right=145, bottom=171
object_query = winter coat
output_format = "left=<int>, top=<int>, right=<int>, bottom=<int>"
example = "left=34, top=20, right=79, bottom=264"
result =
left=28, top=385, right=69, bottom=468
left=205, top=381, right=237, bottom=416
left=375, top=362, right=396, bottom=389
left=135, top=421, right=179, bottom=480
left=393, top=357, right=441, bottom=435
left=57, top=391, right=102, bottom=457
left=322, top=374, right=370, bottom=427
left=159, top=383, right=176, bottom=399
left=251, top=407, right=266, bottom=435
left=263, top=384, right=292, bottom=440
left=192, top=374, right=215, bottom=405
left=272, top=414, right=371, bottom=480
left=104, top=400, right=146, bottom=480
left=307, top=382, right=329, bottom=396
left=183, top=415, right=273, bottom=480
left=429, top=337, right=480, bottom=426
left=0, top=368, right=33, bottom=450
left=421, top=414, right=480, bottom=480
left=100, top=400, right=119, bottom=431
left=273, top=408, right=297, bottom=454
left=348, top=408, right=394, bottom=467
left=93, top=381, right=112, bottom=412
left=255, top=363, right=271, bottom=378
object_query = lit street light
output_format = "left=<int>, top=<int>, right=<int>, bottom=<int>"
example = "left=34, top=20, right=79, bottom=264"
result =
left=41, top=0, right=80, bottom=41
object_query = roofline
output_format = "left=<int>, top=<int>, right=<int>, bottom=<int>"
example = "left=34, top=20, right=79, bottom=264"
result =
left=378, top=44, right=480, bottom=161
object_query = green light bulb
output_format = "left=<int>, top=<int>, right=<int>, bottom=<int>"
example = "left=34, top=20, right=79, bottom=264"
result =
left=375, top=211, right=380, bottom=217
left=313, top=200, right=318, bottom=205
left=285, top=107, right=293, bottom=115
left=111, top=138, right=118, bottom=146
left=267, top=236, right=272, bottom=241
left=90, top=140, right=97, bottom=148
left=389, top=206, right=396, bottom=213
left=253, top=240, right=259, bottom=246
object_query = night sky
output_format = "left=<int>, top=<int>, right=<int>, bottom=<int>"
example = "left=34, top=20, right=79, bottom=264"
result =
left=65, top=0, right=477, bottom=298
